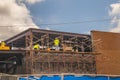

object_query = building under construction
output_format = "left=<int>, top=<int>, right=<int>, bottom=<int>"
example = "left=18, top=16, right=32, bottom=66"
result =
left=0, top=28, right=120, bottom=75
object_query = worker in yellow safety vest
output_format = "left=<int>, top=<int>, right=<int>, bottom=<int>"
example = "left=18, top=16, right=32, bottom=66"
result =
left=33, top=43, right=40, bottom=54
left=33, top=43, right=40, bottom=50
left=54, top=38, right=60, bottom=50
left=0, top=41, right=10, bottom=50
left=1, top=41, right=6, bottom=47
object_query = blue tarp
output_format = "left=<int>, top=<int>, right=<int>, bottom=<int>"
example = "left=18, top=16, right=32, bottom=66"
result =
left=109, top=77, right=120, bottom=80
left=19, top=77, right=27, bottom=80
left=40, top=76, right=61, bottom=80
left=93, top=76, right=108, bottom=80
left=64, top=75, right=92, bottom=80
left=64, top=75, right=108, bottom=80
left=19, top=75, right=120, bottom=80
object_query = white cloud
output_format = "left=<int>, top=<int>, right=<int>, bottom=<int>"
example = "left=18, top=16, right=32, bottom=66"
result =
left=45, top=27, right=50, bottom=30
left=26, top=0, right=44, bottom=4
left=109, top=1, right=120, bottom=32
left=0, top=0, right=42, bottom=41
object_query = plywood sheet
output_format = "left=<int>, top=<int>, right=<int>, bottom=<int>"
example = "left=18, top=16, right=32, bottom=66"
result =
left=91, top=30, right=120, bottom=75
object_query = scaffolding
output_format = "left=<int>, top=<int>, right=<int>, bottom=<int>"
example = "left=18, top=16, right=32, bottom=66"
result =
left=5, top=28, right=98, bottom=74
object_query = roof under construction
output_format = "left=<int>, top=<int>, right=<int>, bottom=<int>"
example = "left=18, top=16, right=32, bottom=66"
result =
left=5, top=28, right=91, bottom=50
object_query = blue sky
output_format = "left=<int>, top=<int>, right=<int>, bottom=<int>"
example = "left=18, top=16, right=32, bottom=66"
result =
left=0, top=0, right=120, bottom=41
left=27, top=0, right=118, bottom=34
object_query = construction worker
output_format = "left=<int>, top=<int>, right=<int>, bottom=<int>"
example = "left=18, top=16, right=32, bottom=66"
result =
left=33, top=43, right=40, bottom=54
left=33, top=43, right=40, bottom=50
left=54, top=38, right=60, bottom=50
left=0, top=41, right=10, bottom=50
left=1, top=41, right=6, bottom=47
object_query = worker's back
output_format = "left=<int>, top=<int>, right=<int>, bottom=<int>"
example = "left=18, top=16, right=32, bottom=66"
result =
left=54, top=38, right=60, bottom=50
left=54, top=38, right=60, bottom=46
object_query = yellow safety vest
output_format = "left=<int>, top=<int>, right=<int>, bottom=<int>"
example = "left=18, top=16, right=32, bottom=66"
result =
left=33, top=44, right=40, bottom=50
left=54, top=39, right=59, bottom=46
left=1, top=42, right=5, bottom=47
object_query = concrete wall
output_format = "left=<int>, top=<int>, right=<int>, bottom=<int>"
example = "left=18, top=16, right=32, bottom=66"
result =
left=91, top=31, right=120, bottom=75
